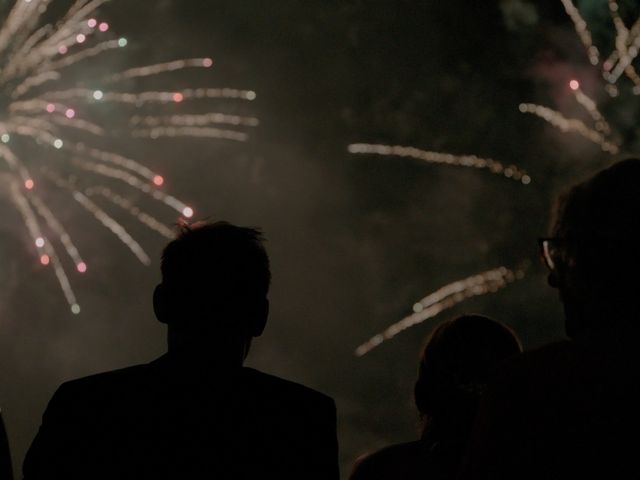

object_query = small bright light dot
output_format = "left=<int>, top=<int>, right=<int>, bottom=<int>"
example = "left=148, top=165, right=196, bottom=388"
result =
left=99, top=22, right=109, bottom=32
left=40, top=254, right=50, bottom=266
left=93, top=90, right=104, bottom=100
left=58, top=45, right=68, bottom=55
left=35, top=237, right=45, bottom=248
left=246, top=90, right=257, bottom=100
left=118, top=37, right=128, bottom=47
left=65, top=108, right=75, bottom=119
left=76, top=33, right=86, bottom=44
left=88, top=18, right=97, bottom=28
left=25, top=0, right=33, bottom=3
left=202, top=58, right=213, bottom=67
left=569, top=79, right=580, bottom=91
left=71, top=304, right=81, bottom=314
left=53, top=139, right=63, bottom=149
left=1, top=133, right=10, bottom=143
left=413, top=303, right=423, bottom=313
left=173, top=92, right=184, bottom=103
left=182, top=207, right=194, bottom=218
left=25, top=179, right=35, bottom=190
left=77, top=262, right=87, bottom=273
left=153, top=175, right=164, bottom=186
left=46, top=103, right=56, bottom=113
left=522, top=175, right=532, bottom=185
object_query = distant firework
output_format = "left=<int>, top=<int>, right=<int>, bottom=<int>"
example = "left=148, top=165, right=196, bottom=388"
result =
left=347, top=143, right=530, bottom=355
left=519, top=0, right=640, bottom=153
left=0, top=0, right=258, bottom=313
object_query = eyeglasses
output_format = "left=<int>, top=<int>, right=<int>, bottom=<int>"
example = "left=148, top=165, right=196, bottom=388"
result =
left=538, top=237, right=563, bottom=272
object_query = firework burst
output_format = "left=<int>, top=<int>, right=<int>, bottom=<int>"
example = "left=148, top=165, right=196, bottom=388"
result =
left=0, top=0, right=258, bottom=313
left=519, top=0, right=640, bottom=153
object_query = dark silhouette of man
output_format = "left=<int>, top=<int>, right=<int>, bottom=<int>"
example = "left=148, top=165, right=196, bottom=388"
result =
left=1, top=409, right=12, bottom=480
left=460, top=159, right=640, bottom=479
left=23, top=222, right=339, bottom=479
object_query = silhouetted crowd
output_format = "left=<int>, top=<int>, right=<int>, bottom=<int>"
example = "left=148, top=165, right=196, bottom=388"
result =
left=2, top=159, right=640, bottom=479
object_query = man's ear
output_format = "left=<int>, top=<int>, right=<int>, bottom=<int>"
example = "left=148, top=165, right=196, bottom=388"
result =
left=249, top=298, right=269, bottom=337
left=153, top=284, right=170, bottom=324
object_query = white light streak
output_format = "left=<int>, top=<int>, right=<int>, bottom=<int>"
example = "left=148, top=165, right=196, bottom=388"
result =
left=348, top=143, right=531, bottom=184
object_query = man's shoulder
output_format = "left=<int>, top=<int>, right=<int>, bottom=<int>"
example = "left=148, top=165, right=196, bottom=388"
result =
left=55, top=363, right=152, bottom=398
left=500, top=339, right=574, bottom=376
left=243, top=368, right=335, bottom=406
left=351, top=441, right=422, bottom=479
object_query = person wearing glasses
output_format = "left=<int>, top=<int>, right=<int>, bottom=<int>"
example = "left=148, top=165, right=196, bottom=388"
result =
left=460, top=159, right=640, bottom=479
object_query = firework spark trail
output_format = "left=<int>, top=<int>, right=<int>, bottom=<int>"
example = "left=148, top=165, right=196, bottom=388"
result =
left=41, top=87, right=257, bottom=104
left=571, top=86, right=612, bottom=135
left=560, top=0, right=600, bottom=65
left=130, top=113, right=260, bottom=128
left=603, top=16, right=640, bottom=73
left=85, top=186, right=174, bottom=239
left=107, top=58, right=214, bottom=82
left=0, top=144, right=32, bottom=185
left=355, top=267, right=525, bottom=357
left=72, top=190, right=151, bottom=265
left=42, top=39, right=122, bottom=74
left=9, top=181, right=80, bottom=313
left=348, top=144, right=531, bottom=184
left=12, top=71, right=60, bottom=99
left=71, top=160, right=192, bottom=216
left=606, top=0, right=640, bottom=87
left=46, top=116, right=104, bottom=135
left=71, top=144, right=157, bottom=182
left=518, top=103, right=620, bottom=154
left=42, top=168, right=153, bottom=264
left=132, top=126, right=249, bottom=142
left=28, top=194, right=86, bottom=270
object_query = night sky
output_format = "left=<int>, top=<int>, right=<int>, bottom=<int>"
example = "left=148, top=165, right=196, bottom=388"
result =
left=1, top=0, right=635, bottom=475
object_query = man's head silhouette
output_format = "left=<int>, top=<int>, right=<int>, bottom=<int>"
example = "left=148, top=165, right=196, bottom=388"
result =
left=153, top=221, right=270, bottom=364
left=548, top=159, right=640, bottom=338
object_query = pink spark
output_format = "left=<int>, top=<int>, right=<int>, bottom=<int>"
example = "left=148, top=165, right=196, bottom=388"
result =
left=569, top=79, right=580, bottom=91
left=153, top=175, right=164, bottom=186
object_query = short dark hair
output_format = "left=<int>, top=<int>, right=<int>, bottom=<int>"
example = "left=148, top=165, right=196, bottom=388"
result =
left=161, top=221, right=271, bottom=300
left=552, top=158, right=640, bottom=287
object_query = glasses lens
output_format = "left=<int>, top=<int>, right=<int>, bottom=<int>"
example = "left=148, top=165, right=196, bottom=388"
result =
left=541, top=240, right=556, bottom=271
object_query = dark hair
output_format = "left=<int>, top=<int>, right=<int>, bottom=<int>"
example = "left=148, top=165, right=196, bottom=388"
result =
left=160, top=221, right=271, bottom=300
left=414, top=315, right=521, bottom=421
left=552, top=158, right=640, bottom=291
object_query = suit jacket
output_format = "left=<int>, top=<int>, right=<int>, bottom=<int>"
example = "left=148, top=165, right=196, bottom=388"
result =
left=1, top=410, right=12, bottom=480
left=460, top=332, right=640, bottom=479
left=23, top=355, right=339, bottom=479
